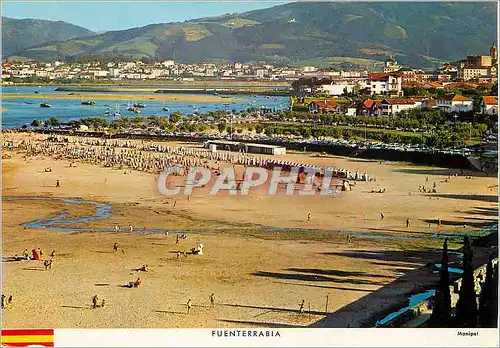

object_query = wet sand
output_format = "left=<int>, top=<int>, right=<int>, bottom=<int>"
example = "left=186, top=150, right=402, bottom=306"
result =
left=2, top=134, right=498, bottom=328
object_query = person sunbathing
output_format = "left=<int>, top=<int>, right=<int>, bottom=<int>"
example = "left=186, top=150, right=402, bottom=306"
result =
left=134, top=278, right=142, bottom=287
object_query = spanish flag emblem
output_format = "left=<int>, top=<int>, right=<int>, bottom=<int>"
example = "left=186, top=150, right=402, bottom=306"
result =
left=1, top=329, right=54, bottom=347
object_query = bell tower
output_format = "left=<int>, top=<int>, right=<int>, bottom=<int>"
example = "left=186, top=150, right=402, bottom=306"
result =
left=490, top=43, right=497, bottom=61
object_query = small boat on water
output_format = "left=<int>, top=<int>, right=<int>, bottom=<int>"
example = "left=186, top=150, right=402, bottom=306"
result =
left=133, top=103, right=145, bottom=108
left=34, top=91, right=39, bottom=94
left=162, top=107, right=169, bottom=112
left=81, top=100, right=96, bottom=105
left=40, top=103, right=51, bottom=108
left=113, top=104, right=121, bottom=118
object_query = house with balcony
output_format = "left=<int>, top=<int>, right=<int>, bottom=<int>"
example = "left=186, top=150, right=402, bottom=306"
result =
left=367, top=73, right=403, bottom=97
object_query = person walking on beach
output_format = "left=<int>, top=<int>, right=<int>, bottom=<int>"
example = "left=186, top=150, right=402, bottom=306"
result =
left=380, top=213, right=384, bottom=220
left=406, top=218, right=410, bottom=228
left=299, top=299, right=305, bottom=313
left=307, top=213, right=312, bottom=222
left=56, top=179, right=60, bottom=187
left=209, top=293, right=215, bottom=307
left=113, top=243, right=118, bottom=253
left=1, top=294, right=6, bottom=309
left=114, top=225, right=120, bottom=233
left=187, top=299, right=192, bottom=314
left=176, top=234, right=179, bottom=244
left=91, top=295, right=98, bottom=309
left=129, top=225, right=133, bottom=233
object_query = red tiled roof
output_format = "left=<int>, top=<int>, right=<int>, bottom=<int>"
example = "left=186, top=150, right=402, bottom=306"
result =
left=310, top=100, right=336, bottom=109
left=409, top=96, right=428, bottom=102
left=427, top=82, right=443, bottom=88
left=384, top=98, right=417, bottom=105
left=363, top=99, right=375, bottom=109
left=444, top=82, right=478, bottom=89
left=438, top=95, right=473, bottom=102
left=452, top=95, right=473, bottom=102
left=368, top=72, right=389, bottom=81
left=483, top=96, right=498, bottom=105
left=424, top=99, right=437, bottom=107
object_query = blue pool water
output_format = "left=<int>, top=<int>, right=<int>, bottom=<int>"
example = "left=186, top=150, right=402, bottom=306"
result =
left=375, top=290, right=436, bottom=327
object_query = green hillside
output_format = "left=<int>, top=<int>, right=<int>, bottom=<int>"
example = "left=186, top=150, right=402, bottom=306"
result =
left=2, top=17, right=95, bottom=57
left=8, top=2, right=497, bottom=68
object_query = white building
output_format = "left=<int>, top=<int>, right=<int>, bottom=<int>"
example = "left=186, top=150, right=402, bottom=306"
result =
left=256, top=69, right=268, bottom=78
left=435, top=95, right=473, bottom=113
left=161, top=60, right=175, bottom=67
left=317, top=83, right=356, bottom=96
left=367, top=73, right=403, bottom=97
left=480, top=96, right=498, bottom=115
left=108, top=68, right=121, bottom=78
left=460, top=67, right=489, bottom=80
left=379, top=99, right=419, bottom=117
left=302, top=66, right=317, bottom=72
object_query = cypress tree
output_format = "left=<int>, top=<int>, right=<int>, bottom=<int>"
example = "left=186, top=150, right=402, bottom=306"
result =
left=478, top=254, right=496, bottom=327
left=455, top=236, right=478, bottom=327
left=430, top=238, right=452, bottom=327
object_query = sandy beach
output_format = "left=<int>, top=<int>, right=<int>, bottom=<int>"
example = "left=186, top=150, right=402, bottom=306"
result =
left=2, top=132, right=498, bottom=328
left=2, top=93, right=242, bottom=103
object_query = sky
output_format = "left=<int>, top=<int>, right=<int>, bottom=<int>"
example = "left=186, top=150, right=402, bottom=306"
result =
left=2, top=1, right=290, bottom=32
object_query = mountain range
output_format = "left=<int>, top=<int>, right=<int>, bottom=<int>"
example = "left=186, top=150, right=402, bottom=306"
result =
left=3, top=2, right=497, bottom=69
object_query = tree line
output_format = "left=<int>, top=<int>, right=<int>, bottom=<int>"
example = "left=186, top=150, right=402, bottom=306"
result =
left=430, top=237, right=498, bottom=328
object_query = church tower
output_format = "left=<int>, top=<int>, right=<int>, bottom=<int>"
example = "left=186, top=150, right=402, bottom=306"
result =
left=490, top=43, right=497, bottom=61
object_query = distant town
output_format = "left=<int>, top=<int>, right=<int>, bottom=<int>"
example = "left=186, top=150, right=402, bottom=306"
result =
left=2, top=44, right=497, bottom=88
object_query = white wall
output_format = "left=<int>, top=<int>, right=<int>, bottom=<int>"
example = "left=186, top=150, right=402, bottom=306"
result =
left=318, top=84, right=355, bottom=96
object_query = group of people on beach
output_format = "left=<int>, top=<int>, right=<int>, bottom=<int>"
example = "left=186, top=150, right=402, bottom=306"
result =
left=4, top=135, right=371, bottom=182
left=1, top=295, right=13, bottom=309
left=13, top=248, right=55, bottom=270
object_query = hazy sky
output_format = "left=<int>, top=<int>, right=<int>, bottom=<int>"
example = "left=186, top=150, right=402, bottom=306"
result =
left=2, top=1, right=290, bottom=32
